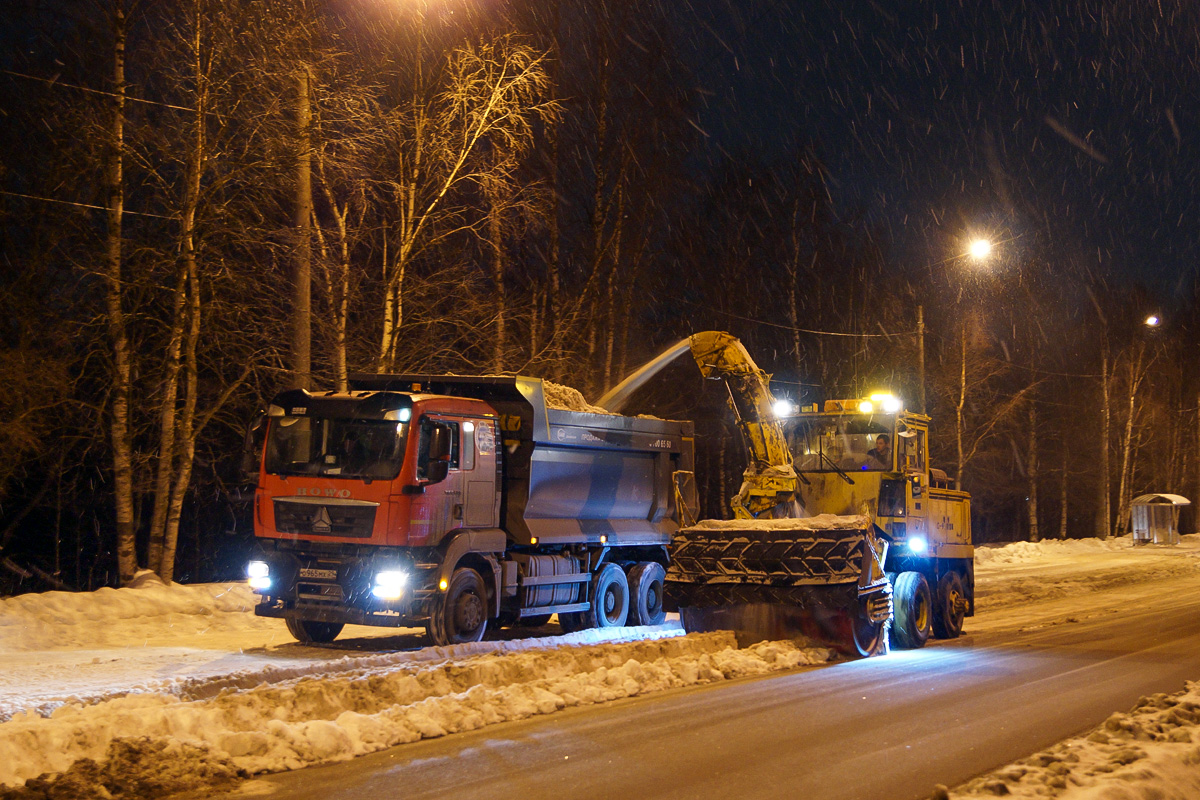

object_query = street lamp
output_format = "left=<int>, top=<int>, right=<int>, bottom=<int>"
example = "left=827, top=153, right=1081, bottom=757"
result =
left=1145, top=314, right=1161, bottom=328
left=968, top=239, right=993, bottom=260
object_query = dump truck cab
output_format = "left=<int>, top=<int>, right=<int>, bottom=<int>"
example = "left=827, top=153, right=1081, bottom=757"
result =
left=785, top=394, right=973, bottom=648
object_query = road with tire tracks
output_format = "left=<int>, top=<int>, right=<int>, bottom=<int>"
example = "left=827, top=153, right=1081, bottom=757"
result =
left=210, top=569, right=1200, bottom=800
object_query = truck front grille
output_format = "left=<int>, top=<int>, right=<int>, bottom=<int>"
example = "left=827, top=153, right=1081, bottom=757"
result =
left=273, top=498, right=378, bottom=538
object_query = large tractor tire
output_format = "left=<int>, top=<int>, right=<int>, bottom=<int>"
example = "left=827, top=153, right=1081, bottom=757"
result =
left=285, top=617, right=344, bottom=644
left=427, top=567, right=489, bottom=646
left=588, top=563, right=630, bottom=628
left=627, top=562, right=667, bottom=626
left=891, top=571, right=932, bottom=649
left=932, top=571, right=967, bottom=639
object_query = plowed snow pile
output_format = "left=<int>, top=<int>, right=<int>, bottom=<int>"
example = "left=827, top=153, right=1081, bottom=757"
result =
left=0, top=577, right=832, bottom=798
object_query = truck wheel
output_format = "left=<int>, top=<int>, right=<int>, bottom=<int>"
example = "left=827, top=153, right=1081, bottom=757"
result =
left=932, top=571, right=967, bottom=639
left=557, top=611, right=590, bottom=633
left=891, top=571, right=932, bottom=649
left=627, top=562, right=667, bottom=626
left=589, top=563, right=630, bottom=628
left=285, top=617, right=344, bottom=644
left=427, top=568, right=488, bottom=646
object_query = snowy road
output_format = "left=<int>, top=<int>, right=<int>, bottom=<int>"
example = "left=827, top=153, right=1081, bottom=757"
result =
left=218, top=566, right=1200, bottom=800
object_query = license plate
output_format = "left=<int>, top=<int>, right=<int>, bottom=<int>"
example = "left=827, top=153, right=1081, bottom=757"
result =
left=299, top=567, right=338, bottom=580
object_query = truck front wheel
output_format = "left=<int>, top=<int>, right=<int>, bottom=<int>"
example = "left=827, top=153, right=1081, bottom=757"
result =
left=932, top=571, right=967, bottom=639
left=427, top=568, right=488, bottom=646
left=285, top=618, right=344, bottom=644
left=891, top=571, right=932, bottom=649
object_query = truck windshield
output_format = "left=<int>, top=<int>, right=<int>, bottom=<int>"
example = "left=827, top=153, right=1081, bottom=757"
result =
left=786, top=415, right=896, bottom=473
left=265, top=416, right=408, bottom=480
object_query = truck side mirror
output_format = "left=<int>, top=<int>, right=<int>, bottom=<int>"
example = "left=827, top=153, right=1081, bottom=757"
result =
left=241, top=412, right=266, bottom=485
left=421, top=422, right=452, bottom=484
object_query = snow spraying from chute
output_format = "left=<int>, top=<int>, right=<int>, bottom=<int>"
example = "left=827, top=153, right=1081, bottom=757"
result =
left=594, top=337, right=692, bottom=412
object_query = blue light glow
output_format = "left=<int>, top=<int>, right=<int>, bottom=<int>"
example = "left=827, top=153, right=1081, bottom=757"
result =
left=908, top=535, right=928, bottom=554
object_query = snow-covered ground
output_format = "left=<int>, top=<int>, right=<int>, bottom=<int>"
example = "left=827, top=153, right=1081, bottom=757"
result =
left=2, top=537, right=1200, bottom=799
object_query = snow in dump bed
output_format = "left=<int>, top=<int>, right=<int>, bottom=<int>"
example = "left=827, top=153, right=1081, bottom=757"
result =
left=686, top=513, right=870, bottom=531
left=541, top=380, right=616, bottom=415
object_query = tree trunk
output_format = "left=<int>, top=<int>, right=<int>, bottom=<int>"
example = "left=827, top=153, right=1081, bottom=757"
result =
left=1027, top=404, right=1040, bottom=542
left=1116, top=348, right=1145, bottom=535
left=955, top=321, right=966, bottom=484
left=490, top=190, right=505, bottom=373
left=291, top=68, right=313, bottom=390
left=1059, top=446, right=1068, bottom=539
left=1096, top=347, right=1111, bottom=539
left=105, top=0, right=137, bottom=586
left=602, top=185, right=623, bottom=392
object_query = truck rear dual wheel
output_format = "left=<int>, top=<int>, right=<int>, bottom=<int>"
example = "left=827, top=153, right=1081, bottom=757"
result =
left=627, top=562, right=667, bottom=626
left=891, top=571, right=932, bottom=649
left=932, top=571, right=967, bottom=639
left=285, top=617, right=344, bottom=644
left=427, top=568, right=488, bottom=646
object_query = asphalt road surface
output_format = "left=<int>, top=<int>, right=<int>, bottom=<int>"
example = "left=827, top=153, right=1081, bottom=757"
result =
left=221, top=574, right=1200, bottom=800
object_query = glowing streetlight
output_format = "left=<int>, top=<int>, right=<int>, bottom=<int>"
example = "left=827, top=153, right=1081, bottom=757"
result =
left=1144, top=314, right=1161, bottom=328
left=968, top=238, right=993, bottom=260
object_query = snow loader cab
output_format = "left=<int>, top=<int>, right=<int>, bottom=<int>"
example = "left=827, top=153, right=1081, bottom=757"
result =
left=785, top=396, right=974, bottom=649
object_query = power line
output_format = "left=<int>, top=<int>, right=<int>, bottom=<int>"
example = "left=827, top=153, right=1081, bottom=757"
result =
left=677, top=296, right=916, bottom=338
left=3, top=69, right=196, bottom=112
left=0, top=190, right=176, bottom=220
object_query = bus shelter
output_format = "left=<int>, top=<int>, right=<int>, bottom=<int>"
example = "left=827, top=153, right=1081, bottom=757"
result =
left=1130, top=494, right=1191, bottom=545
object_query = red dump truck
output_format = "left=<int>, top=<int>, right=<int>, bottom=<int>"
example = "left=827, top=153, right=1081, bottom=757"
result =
left=244, top=375, right=696, bottom=646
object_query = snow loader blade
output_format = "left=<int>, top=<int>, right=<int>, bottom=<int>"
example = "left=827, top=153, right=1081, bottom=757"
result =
left=666, top=515, right=892, bottom=657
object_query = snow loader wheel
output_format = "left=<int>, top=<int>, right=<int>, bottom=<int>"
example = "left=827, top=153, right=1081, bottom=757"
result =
left=285, top=617, right=344, bottom=644
left=932, top=571, right=967, bottom=639
left=427, top=568, right=488, bottom=646
left=627, top=562, right=667, bottom=626
left=891, top=571, right=932, bottom=649
left=589, top=563, right=630, bottom=628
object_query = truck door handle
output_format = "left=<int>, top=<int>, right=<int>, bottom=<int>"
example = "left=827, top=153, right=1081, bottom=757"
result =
left=443, top=489, right=461, bottom=495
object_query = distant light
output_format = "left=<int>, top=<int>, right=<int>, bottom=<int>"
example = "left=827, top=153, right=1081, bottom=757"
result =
left=773, top=399, right=793, bottom=418
left=858, top=400, right=874, bottom=414
left=1145, top=314, right=1161, bottom=327
left=371, top=570, right=408, bottom=601
left=968, top=239, right=992, bottom=259
left=908, top=535, right=928, bottom=554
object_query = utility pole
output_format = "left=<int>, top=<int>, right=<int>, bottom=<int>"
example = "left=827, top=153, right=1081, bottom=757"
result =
left=917, top=305, right=926, bottom=413
left=291, top=68, right=312, bottom=390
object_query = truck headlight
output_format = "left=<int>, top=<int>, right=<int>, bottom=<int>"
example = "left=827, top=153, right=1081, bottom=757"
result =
left=908, top=535, right=928, bottom=554
left=247, top=560, right=272, bottom=591
left=371, top=570, right=408, bottom=601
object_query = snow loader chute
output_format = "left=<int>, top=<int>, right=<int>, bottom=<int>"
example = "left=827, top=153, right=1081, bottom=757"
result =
left=599, top=331, right=893, bottom=656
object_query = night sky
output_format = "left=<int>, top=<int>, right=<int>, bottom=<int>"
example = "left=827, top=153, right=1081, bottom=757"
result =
left=671, top=0, right=1200, bottom=300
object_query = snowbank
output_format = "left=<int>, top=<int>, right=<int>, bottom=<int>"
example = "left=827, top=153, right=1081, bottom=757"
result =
left=974, top=536, right=1133, bottom=566
left=0, top=572, right=269, bottom=652
left=0, top=631, right=830, bottom=795
left=946, top=682, right=1200, bottom=799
